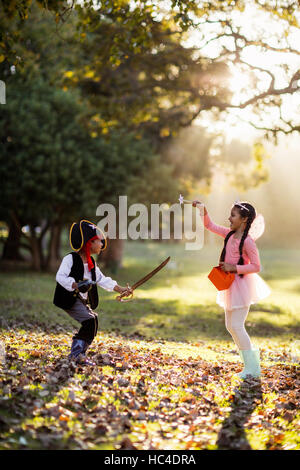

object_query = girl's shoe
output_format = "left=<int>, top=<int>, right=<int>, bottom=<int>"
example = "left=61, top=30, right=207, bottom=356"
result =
left=238, top=349, right=261, bottom=379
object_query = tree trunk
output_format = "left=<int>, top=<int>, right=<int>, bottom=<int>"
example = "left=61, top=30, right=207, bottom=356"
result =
left=46, top=222, right=62, bottom=272
left=30, top=236, right=42, bottom=271
left=100, top=238, right=124, bottom=273
left=29, top=225, right=44, bottom=271
left=55, top=224, right=62, bottom=260
left=1, top=219, right=24, bottom=261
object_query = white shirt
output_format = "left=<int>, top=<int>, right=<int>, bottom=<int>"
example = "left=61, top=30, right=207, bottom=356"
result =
left=56, top=253, right=117, bottom=299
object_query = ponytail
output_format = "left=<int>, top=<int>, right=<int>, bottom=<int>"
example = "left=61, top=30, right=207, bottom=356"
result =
left=219, top=230, right=235, bottom=263
left=237, top=217, right=253, bottom=278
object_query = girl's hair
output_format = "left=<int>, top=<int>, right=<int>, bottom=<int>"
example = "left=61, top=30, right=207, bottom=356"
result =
left=219, top=202, right=256, bottom=278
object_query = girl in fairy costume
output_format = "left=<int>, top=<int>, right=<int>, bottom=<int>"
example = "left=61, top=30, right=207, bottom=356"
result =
left=193, top=200, right=271, bottom=379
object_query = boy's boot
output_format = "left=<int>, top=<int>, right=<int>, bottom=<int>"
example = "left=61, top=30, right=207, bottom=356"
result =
left=81, top=340, right=96, bottom=366
left=238, top=348, right=261, bottom=379
left=69, top=338, right=95, bottom=366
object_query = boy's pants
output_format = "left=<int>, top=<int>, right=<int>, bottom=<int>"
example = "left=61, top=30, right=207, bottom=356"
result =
left=64, top=298, right=98, bottom=345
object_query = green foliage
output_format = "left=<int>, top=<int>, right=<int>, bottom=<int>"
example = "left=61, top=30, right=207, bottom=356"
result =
left=2, top=0, right=295, bottom=270
left=86, top=130, right=179, bottom=208
left=0, top=4, right=217, bottom=214
left=218, top=140, right=270, bottom=192
left=161, top=126, right=215, bottom=197
left=0, top=0, right=69, bottom=19
left=0, top=78, right=174, bottom=222
left=65, top=4, right=231, bottom=142
left=171, top=0, right=299, bottom=27
left=0, top=73, right=180, bottom=268
left=0, top=2, right=78, bottom=78
left=0, top=0, right=72, bottom=66
left=0, top=78, right=102, bottom=224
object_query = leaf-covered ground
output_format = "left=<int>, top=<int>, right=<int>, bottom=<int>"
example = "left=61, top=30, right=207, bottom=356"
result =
left=0, top=326, right=299, bottom=450
left=0, top=243, right=299, bottom=450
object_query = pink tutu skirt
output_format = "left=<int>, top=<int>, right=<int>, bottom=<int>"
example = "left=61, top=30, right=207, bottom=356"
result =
left=216, top=273, right=271, bottom=310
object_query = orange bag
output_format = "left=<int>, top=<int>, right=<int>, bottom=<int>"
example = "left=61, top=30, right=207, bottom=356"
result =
left=208, top=266, right=235, bottom=291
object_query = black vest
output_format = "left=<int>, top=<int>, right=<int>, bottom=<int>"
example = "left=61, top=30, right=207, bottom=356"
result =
left=53, top=252, right=99, bottom=310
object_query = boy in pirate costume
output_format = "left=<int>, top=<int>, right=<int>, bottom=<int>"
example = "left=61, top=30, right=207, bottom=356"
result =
left=53, top=220, right=132, bottom=366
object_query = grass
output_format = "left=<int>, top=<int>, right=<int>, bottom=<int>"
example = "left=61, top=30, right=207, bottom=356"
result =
left=0, top=241, right=299, bottom=450
left=1, top=241, right=299, bottom=354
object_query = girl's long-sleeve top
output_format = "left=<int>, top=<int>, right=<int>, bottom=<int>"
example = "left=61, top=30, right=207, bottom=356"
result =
left=203, top=213, right=261, bottom=275
left=56, top=253, right=117, bottom=299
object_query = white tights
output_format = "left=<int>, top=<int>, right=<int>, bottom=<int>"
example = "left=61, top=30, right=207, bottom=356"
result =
left=224, top=306, right=253, bottom=350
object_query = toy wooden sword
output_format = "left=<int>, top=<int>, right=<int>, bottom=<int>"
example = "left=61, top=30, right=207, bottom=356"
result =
left=116, top=256, right=171, bottom=302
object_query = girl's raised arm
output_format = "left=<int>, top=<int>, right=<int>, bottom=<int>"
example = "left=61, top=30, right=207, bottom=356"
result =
left=193, top=201, right=230, bottom=239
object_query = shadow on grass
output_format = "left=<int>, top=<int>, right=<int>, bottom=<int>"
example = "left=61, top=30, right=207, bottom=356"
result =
left=216, top=379, right=262, bottom=450
left=250, top=303, right=288, bottom=314
left=1, top=295, right=298, bottom=345
left=101, top=297, right=300, bottom=341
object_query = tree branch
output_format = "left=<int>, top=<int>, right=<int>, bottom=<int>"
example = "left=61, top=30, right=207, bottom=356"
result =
left=198, top=31, right=300, bottom=56
left=248, top=120, right=300, bottom=135
left=226, top=70, right=300, bottom=109
left=232, top=110, right=300, bottom=137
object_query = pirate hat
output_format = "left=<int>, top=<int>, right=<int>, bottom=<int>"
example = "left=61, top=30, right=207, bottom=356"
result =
left=69, top=219, right=107, bottom=252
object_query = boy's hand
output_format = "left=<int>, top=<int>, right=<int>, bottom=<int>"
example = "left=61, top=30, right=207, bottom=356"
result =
left=72, top=281, right=93, bottom=293
left=77, top=279, right=93, bottom=293
left=114, top=284, right=134, bottom=302
left=114, top=284, right=133, bottom=295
